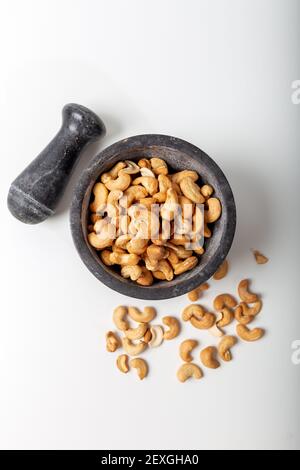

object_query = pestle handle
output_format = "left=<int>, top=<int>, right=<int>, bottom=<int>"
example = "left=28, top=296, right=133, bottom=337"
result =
left=7, top=103, right=106, bottom=224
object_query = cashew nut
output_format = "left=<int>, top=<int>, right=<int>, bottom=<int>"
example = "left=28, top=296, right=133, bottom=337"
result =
left=187, top=282, right=209, bottom=302
left=154, top=259, right=174, bottom=281
left=213, top=259, right=228, bottom=280
left=234, top=305, right=254, bottom=325
left=164, top=242, right=192, bottom=259
left=182, top=304, right=206, bottom=321
left=130, top=358, right=148, bottom=380
left=139, top=197, right=156, bottom=209
left=238, top=279, right=259, bottom=303
left=121, top=265, right=143, bottom=281
left=190, top=312, right=216, bottom=330
left=125, top=322, right=148, bottom=340
left=138, top=158, right=151, bottom=169
left=105, top=171, right=131, bottom=191
left=179, top=339, right=198, bottom=362
left=253, top=250, right=269, bottom=265
left=136, top=267, right=154, bottom=286
left=213, top=293, right=237, bottom=311
left=90, top=182, right=108, bottom=213
left=174, top=256, right=198, bottom=275
left=161, top=188, right=179, bottom=221
left=88, top=228, right=114, bottom=250
left=200, top=346, right=220, bottom=369
left=158, top=174, right=172, bottom=193
left=113, top=306, right=129, bottom=331
left=110, top=252, right=140, bottom=266
left=180, top=177, right=205, bottom=204
left=171, top=170, right=198, bottom=184
left=128, top=306, right=156, bottom=323
left=201, top=184, right=214, bottom=198
left=153, top=191, right=167, bottom=203
left=116, top=354, right=129, bottom=373
left=218, top=336, right=237, bottom=362
left=140, top=167, right=155, bottom=177
left=120, top=185, right=148, bottom=207
left=177, top=363, right=203, bottom=382
left=100, top=249, right=114, bottom=266
left=236, top=324, right=265, bottom=342
left=122, top=160, right=140, bottom=174
left=205, top=198, right=222, bottom=223
left=101, top=161, right=126, bottom=184
left=152, top=270, right=166, bottom=280
left=143, top=328, right=152, bottom=343
left=147, top=244, right=168, bottom=262
left=122, top=337, right=147, bottom=356
left=150, top=157, right=168, bottom=175
left=148, top=325, right=164, bottom=348
left=216, top=307, right=234, bottom=327
left=106, top=331, right=120, bottom=352
left=162, top=316, right=180, bottom=340
left=133, top=176, right=158, bottom=196
left=127, top=238, right=148, bottom=255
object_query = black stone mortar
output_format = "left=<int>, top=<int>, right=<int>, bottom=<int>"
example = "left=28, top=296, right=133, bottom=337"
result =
left=70, top=134, right=236, bottom=300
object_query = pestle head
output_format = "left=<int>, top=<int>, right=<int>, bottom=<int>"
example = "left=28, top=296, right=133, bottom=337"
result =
left=7, top=104, right=105, bottom=224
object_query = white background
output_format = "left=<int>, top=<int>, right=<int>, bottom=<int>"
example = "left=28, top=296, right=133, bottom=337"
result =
left=0, top=0, right=299, bottom=450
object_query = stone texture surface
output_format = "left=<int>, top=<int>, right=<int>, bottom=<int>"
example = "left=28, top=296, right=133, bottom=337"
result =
left=70, top=134, right=236, bottom=300
left=7, top=103, right=106, bottom=224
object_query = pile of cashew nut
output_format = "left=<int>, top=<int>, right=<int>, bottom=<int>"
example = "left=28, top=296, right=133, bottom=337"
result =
left=88, top=158, right=222, bottom=285
left=106, top=305, right=180, bottom=380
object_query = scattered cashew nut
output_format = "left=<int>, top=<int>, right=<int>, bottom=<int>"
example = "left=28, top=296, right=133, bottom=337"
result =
left=122, top=337, right=147, bottom=356
left=130, top=358, right=148, bottom=380
left=148, top=325, right=164, bottom=348
left=125, top=323, right=148, bottom=341
left=162, top=316, right=180, bottom=340
left=116, top=354, right=129, bottom=373
left=218, top=335, right=237, bottom=362
left=200, top=346, right=220, bottom=369
left=113, top=306, right=129, bottom=331
left=106, top=331, right=120, bottom=352
left=179, top=339, right=198, bottom=362
left=236, top=324, right=265, bottom=342
left=177, top=363, right=203, bottom=382
left=213, top=293, right=237, bottom=311
left=238, top=279, right=259, bottom=303
left=128, top=306, right=156, bottom=323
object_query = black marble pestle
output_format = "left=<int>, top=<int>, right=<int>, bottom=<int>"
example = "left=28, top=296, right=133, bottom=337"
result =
left=7, top=103, right=106, bottom=224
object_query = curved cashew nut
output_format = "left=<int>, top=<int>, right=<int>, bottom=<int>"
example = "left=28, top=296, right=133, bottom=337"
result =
left=205, top=198, right=222, bottom=223
left=153, top=191, right=167, bottom=203
left=147, top=244, right=168, bottom=262
left=150, top=157, right=168, bottom=175
left=162, top=316, right=180, bottom=340
left=116, top=354, right=129, bottom=373
left=106, top=331, right=120, bottom=352
left=126, top=238, right=148, bottom=255
left=122, top=160, right=140, bottom=174
left=122, top=337, right=147, bottom=356
left=200, top=346, right=220, bottom=369
left=100, top=249, right=114, bottom=266
left=164, top=242, right=192, bottom=259
left=136, top=267, right=154, bottom=286
left=179, top=339, right=198, bottom=362
left=240, top=300, right=262, bottom=317
left=253, top=250, right=269, bottom=265
left=238, top=279, right=259, bottom=303
left=213, top=259, right=228, bottom=280
left=216, top=307, right=234, bottom=327
left=174, top=256, right=198, bottom=275
left=120, top=185, right=148, bottom=207
left=152, top=270, right=166, bottom=280
left=88, top=231, right=114, bottom=250
left=180, top=177, right=205, bottom=204
left=128, top=306, right=156, bottom=323
left=158, top=174, right=172, bottom=193
left=190, top=312, right=216, bottom=330
left=113, top=306, right=129, bottom=331
left=218, top=335, right=237, bottom=362
left=182, top=304, right=206, bottom=321
left=177, top=363, right=203, bottom=382
left=90, top=182, right=108, bottom=213
left=105, top=171, right=131, bottom=191
left=140, top=167, right=155, bottom=177
left=130, top=358, right=148, bottom=380
left=148, top=325, right=164, bottom=348
left=213, top=293, right=237, bottom=311
left=161, top=188, right=179, bottom=221
left=101, top=161, right=126, bottom=184
left=201, top=184, right=214, bottom=198
left=121, top=265, right=143, bottom=281
left=236, top=324, right=265, bottom=342
left=133, top=176, right=158, bottom=196
left=115, top=234, right=131, bottom=249
left=171, top=170, right=198, bottom=185
left=125, top=323, right=148, bottom=341
left=235, top=305, right=254, bottom=325
left=155, top=260, right=174, bottom=281
left=138, top=158, right=151, bottom=169
left=109, top=252, right=140, bottom=266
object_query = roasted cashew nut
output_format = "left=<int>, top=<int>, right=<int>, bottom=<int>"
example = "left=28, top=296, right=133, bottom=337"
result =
left=171, top=170, right=198, bottom=184
left=140, top=167, right=155, bottom=177
left=128, top=306, right=156, bottom=323
left=100, top=249, right=114, bottom=266
left=216, top=307, right=234, bottom=327
left=126, top=238, right=148, bottom=255
left=205, top=197, right=222, bottom=223
left=158, top=174, right=172, bottom=193
left=122, top=337, right=147, bottom=356
left=174, top=256, right=198, bottom=275
left=238, top=279, right=259, bottom=303
left=121, top=265, right=143, bottom=281
left=143, top=328, right=152, bottom=343
left=130, top=358, right=148, bottom=380
left=253, top=250, right=269, bottom=265
left=105, top=171, right=131, bottom=192
left=133, top=176, right=159, bottom=196
left=179, top=339, right=198, bottom=362
left=200, top=346, right=220, bottom=369
left=90, top=182, right=108, bottom=213
left=106, top=331, right=120, bottom=352
left=110, top=252, right=140, bottom=266
left=213, top=259, right=228, bottom=280
left=218, top=335, right=237, bottom=362
left=182, top=304, right=206, bottom=321
left=116, top=354, right=129, bottom=373
left=125, top=323, right=148, bottom=340
left=236, top=324, right=265, bottom=342
left=120, top=185, right=148, bottom=208
left=162, top=316, right=180, bottom=340
left=101, top=162, right=127, bottom=184
left=234, top=305, right=254, bottom=325
left=213, top=293, right=237, bottom=311
left=136, top=267, right=154, bottom=286
left=201, top=184, right=214, bottom=198
left=161, top=188, right=179, bottom=221
left=148, top=325, right=164, bottom=348
left=122, top=160, right=140, bottom=174
left=190, top=313, right=216, bottom=330
left=88, top=223, right=115, bottom=250
left=177, top=363, right=203, bottom=382
left=180, top=177, right=205, bottom=204
left=150, top=157, right=168, bottom=175
left=154, top=260, right=174, bottom=281
left=113, top=306, right=129, bottom=331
